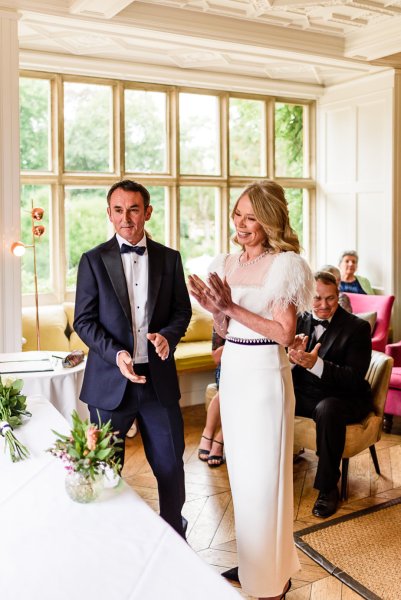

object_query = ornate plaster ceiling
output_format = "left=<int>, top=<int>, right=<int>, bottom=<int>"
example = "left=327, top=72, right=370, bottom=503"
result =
left=3, top=0, right=401, bottom=91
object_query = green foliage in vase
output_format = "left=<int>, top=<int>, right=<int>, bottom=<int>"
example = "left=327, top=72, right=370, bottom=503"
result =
left=48, top=410, right=122, bottom=480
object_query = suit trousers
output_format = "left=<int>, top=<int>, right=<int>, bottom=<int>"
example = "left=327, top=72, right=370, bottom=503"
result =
left=295, top=393, right=369, bottom=492
left=88, top=364, right=186, bottom=537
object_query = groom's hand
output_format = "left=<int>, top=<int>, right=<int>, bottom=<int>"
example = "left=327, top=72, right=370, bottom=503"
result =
left=117, top=351, right=146, bottom=383
left=147, top=333, right=169, bottom=360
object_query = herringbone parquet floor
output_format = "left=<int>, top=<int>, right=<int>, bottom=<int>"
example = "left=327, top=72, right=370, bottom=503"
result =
left=123, top=405, right=401, bottom=600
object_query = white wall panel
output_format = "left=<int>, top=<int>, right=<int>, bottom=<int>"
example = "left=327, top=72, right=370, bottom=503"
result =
left=323, top=193, right=356, bottom=266
left=317, top=70, right=395, bottom=331
left=357, top=102, right=386, bottom=183
left=326, top=108, right=355, bottom=183
left=357, top=192, right=386, bottom=290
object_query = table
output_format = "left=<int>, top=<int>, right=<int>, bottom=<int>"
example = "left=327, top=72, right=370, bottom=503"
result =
left=0, top=397, right=239, bottom=600
left=0, top=351, right=88, bottom=422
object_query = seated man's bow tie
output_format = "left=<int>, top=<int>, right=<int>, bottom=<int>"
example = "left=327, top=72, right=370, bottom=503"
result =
left=120, top=243, right=146, bottom=255
left=311, top=317, right=330, bottom=328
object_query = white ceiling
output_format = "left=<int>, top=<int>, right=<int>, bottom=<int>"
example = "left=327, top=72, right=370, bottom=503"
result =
left=4, top=0, right=401, bottom=92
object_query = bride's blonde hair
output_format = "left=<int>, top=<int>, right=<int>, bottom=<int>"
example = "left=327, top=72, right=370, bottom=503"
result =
left=231, top=180, right=301, bottom=254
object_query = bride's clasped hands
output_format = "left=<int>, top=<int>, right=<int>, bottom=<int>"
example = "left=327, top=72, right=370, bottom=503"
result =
left=188, top=272, right=233, bottom=317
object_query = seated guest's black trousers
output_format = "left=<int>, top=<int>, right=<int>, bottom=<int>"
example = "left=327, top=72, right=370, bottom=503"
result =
left=295, top=395, right=369, bottom=492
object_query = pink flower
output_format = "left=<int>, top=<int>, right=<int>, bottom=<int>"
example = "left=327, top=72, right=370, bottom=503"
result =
left=86, top=426, right=99, bottom=451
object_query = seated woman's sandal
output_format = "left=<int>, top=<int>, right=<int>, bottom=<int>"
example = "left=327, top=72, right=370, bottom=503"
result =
left=207, top=439, right=225, bottom=468
left=198, top=435, right=212, bottom=461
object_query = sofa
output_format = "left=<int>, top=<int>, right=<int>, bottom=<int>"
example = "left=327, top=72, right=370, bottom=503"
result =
left=22, top=302, right=216, bottom=374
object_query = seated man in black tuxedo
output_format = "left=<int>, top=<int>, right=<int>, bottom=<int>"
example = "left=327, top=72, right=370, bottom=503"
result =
left=289, top=270, right=373, bottom=518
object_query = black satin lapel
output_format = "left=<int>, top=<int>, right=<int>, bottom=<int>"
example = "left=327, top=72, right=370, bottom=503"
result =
left=318, top=307, right=345, bottom=358
left=147, top=240, right=163, bottom=321
left=101, top=239, right=132, bottom=327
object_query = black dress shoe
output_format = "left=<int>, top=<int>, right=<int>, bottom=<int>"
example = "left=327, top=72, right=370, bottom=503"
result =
left=221, top=566, right=239, bottom=582
left=312, top=488, right=339, bottom=518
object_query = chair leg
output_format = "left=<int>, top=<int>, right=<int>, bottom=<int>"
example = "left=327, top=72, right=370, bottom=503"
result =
left=369, top=445, right=381, bottom=475
left=383, top=413, right=393, bottom=434
left=340, top=458, right=349, bottom=501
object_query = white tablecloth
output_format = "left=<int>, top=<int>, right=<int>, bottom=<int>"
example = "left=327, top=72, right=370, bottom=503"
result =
left=0, top=351, right=88, bottom=422
left=0, top=397, right=239, bottom=600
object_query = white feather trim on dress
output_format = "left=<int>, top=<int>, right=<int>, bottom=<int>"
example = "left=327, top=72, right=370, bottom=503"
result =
left=264, top=251, right=314, bottom=314
left=208, top=253, right=229, bottom=278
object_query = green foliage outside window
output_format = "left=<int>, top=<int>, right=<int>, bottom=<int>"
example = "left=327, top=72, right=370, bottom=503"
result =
left=229, top=98, right=265, bottom=176
left=19, top=75, right=312, bottom=298
left=20, top=78, right=50, bottom=171
left=64, top=82, right=112, bottom=172
left=65, top=188, right=109, bottom=290
left=275, top=103, right=304, bottom=177
left=180, top=187, right=217, bottom=276
left=180, top=94, right=219, bottom=175
left=125, top=90, right=167, bottom=173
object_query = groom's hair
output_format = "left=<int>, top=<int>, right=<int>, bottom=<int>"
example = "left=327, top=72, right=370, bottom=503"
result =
left=107, top=179, right=151, bottom=208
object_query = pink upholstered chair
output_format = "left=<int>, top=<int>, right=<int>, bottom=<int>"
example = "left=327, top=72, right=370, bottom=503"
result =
left=346, top=293, right=395, bottom=352
left=384, top=341, right=401, bottom=433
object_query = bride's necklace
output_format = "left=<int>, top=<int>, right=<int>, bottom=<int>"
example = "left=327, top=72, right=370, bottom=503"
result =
left=237, top=249, right=270, bottom=267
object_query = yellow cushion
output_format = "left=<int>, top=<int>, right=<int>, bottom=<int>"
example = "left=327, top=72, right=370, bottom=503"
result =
left=174, top=341, right=215, bottom=371
left=63, top=302, right=75, bottom=330
left=181, top=305, right=213, bottom=343
left=22, top=305, right=69, bottom=352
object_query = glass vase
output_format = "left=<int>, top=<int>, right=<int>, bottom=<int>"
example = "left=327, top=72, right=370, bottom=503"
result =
left=65, top=471, right=102, bottom=503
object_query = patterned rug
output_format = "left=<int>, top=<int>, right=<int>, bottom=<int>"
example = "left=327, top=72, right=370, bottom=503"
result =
left=294, top=497, right=401, bottom=600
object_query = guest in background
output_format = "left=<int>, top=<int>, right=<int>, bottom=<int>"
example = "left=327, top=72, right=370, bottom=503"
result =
left=289, top=271, right=372, bottom=519
left=320, top=264, right=352, bottom=313
left=339, top=250, right=374, bottom=294
left=198, top=330, right=225, bottom=468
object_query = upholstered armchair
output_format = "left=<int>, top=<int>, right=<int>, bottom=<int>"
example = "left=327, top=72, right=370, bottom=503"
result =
left=346, top=293, right=395, bottom=352
left=294, top=351, right=393, bottom=500
left=383, top=341, right=401, bottom=433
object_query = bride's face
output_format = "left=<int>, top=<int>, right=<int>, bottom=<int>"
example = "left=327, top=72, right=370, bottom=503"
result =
left=233, top=194, right=266, bottom=249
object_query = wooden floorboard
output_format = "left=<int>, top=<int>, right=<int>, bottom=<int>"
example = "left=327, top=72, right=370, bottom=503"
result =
left=122, top=404, right=401, bottom=599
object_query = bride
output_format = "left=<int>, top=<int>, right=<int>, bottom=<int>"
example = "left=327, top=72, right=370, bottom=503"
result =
left=188, top=180, right=313, bottom=600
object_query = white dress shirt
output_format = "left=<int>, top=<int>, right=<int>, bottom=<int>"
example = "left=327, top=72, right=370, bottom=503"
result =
left=116, top=233, right=149, bottom=364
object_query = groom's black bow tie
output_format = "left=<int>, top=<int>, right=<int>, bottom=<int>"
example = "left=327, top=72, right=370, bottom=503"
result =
left=120, top=243, right=146, bottom=255
left=311, top=317, right=330, bottom=329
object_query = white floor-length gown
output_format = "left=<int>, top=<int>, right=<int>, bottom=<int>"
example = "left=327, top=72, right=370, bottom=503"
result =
left=211, top=250, right=314, bottom=598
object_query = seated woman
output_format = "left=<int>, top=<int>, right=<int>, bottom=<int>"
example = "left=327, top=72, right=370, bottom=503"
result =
left=338, top=250, right=373, bottom=295
left=198, top=330, right=225, bottom=468
left=320, top=264, right=352, bottom=313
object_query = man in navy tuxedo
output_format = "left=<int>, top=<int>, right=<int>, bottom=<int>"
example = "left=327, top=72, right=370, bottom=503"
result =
left=289, top=270, right=372, bottom=518
left=74, top=180, right=192, bottom=537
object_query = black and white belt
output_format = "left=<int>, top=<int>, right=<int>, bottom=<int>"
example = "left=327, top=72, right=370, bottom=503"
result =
left=226, top=336, right=278, bottom=346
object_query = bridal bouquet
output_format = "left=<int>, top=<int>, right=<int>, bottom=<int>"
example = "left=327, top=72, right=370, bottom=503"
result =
left=0, top=376, right=31, bottom=462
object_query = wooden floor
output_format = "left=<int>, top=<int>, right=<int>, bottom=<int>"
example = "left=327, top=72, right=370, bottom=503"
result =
left=123, top=405, right=401, bottom=599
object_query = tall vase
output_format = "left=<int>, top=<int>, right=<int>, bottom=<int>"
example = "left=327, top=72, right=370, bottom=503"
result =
left=65, top=471, right=102, bottom=503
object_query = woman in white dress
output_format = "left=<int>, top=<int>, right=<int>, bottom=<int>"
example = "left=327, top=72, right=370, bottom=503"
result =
left=188, top=180, right=313, bottom=600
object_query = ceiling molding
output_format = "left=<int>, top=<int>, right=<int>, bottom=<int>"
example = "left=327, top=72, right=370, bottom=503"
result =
left=19, top=49, right=326, bottom=98
left=69, top=0, right=134, bottom=19
left=345, top=16, right=401, bottom=61
left=1, top=0, right=399, bottom=88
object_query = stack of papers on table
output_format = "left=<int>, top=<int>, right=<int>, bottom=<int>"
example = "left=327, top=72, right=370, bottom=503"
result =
left=0, top=351, right=54, bottom=374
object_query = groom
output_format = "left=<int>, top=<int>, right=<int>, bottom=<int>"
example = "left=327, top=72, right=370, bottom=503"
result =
left=74, top=179, right=191, bottom=537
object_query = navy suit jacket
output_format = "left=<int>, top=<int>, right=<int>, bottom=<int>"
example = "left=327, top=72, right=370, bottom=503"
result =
left=292, top=306, right=373, bottom=410
left=74, top=235, right=192, bottom=410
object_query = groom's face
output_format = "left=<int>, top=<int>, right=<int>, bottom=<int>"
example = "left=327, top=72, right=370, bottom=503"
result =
left=107, top=188, right=152, bottom=245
